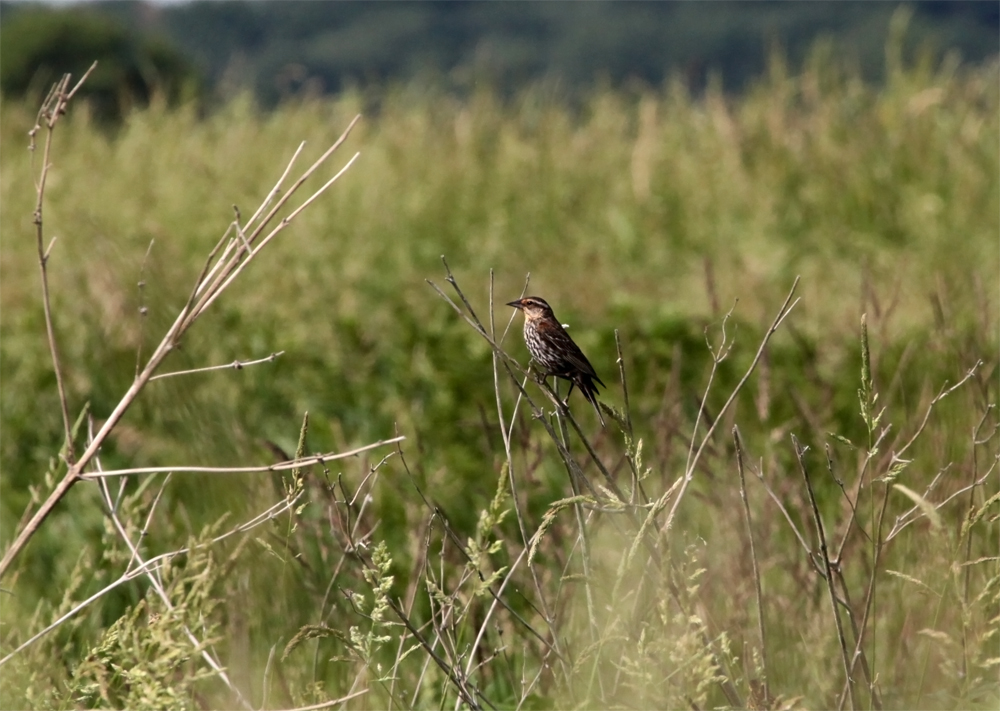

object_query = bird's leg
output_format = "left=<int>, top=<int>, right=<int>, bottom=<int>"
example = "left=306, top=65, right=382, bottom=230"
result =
left=553, top=381, right=572, bottom=418
left=530, top=365, right=568, bottom=417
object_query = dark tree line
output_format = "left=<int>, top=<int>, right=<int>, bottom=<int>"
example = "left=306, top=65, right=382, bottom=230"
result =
left=2, top=0, right=997, bottom=113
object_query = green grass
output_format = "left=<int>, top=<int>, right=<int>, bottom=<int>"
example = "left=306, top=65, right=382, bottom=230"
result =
left=1, top=42, right=997, bottom=710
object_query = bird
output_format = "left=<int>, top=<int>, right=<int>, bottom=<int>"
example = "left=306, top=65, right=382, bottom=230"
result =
left=507, top=296, right=606, bottom=427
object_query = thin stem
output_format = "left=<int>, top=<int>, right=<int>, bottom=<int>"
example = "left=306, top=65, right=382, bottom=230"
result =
left=81, top=437, right=406, bottom=478
left=794, top=435, right=860, bottom=710
left=149, top=351, right=284, bottom=381
left=662, top=277, right=801, bottom=533
left=734, top=426, right=769, bottom=701
left=32, top=75, right=76, bottom=463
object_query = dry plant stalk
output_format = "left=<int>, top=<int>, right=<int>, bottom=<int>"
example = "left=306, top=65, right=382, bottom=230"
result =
left=28, top=65, right=97, bottom=467
left=0, top=71, right=384, bottom=582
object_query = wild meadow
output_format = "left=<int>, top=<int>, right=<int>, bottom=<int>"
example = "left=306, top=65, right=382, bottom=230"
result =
left=1, top=38, right=997, bottom=710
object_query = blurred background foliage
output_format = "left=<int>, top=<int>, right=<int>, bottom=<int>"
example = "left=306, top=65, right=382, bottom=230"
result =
left=0, top=2, right=998, bottom=709
left=0, top=1, right=998, bottom=111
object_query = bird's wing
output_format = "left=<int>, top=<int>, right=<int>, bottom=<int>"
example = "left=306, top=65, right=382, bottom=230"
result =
left=540, top=320, right=604, bottom=385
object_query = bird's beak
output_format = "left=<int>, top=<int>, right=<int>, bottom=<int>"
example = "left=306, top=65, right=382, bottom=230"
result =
left=506, top=300, right=524, bottom=309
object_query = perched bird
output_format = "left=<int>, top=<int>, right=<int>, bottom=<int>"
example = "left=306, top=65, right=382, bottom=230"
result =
left=507, top=296, right=606, bottom=427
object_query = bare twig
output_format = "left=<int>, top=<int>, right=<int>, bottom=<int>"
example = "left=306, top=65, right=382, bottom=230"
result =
left=191, top=151, right=361, bottom=320
left=894, top=360, right=983, bottom=459
left=134, top=238, right=156, bottom=379
left=794, top=435, right=860, bottom=710
left=734, top=426, right=769, bottom=701
left=268, top=690, right=369, bottom=711
left=615, top=329, right=649, bottom=506
left=149, top=351, right=285, bottom=381
left=80, top=437, right=406, bottom=478
left=661, top=277, right=801, bottom=533
left=29, top=66, right=97, bottom=465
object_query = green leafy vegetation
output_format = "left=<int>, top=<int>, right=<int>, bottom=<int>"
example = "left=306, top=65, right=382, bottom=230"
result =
left=1, top=36, right=997, bottom=709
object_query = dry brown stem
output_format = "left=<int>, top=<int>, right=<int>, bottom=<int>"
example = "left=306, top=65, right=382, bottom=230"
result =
left=0, top=99, right=371, bottom=580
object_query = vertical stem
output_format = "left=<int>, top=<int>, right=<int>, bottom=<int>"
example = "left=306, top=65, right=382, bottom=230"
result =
left=32, top=75, right=76, bottom=463
left=734, top=426, right=769, bottom=703
left=794, top=435, right=860, bottom=710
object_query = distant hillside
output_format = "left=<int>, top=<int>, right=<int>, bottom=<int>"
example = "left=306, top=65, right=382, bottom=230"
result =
left=1, top=0, right=997, bottom=105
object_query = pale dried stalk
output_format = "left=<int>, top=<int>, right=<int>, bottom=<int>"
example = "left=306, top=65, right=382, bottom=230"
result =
left=149, top=350, right=285, bottom=380
left=0, top=114, right=364, bottom=580
left=184, top=118, right=361, bottom=324
left=29, top=64, right=97, bottom=464
left=80, top=437, right=405, bottom=479
left=269, top=690, right=369, bottom=711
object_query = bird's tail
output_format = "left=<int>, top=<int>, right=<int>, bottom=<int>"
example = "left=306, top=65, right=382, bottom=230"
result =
left=580, top=378, right=606, bottom=428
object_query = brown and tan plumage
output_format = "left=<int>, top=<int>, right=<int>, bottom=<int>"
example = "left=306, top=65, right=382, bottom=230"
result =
left=507, top=296, right=606, bottom=427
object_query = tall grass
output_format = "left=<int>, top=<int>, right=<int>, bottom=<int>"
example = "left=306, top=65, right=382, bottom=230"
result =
left=1, top=38, right=997, bottom=709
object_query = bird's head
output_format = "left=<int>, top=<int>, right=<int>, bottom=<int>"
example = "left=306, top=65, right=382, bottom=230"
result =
left=507, top=296, right=553, bottom=320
